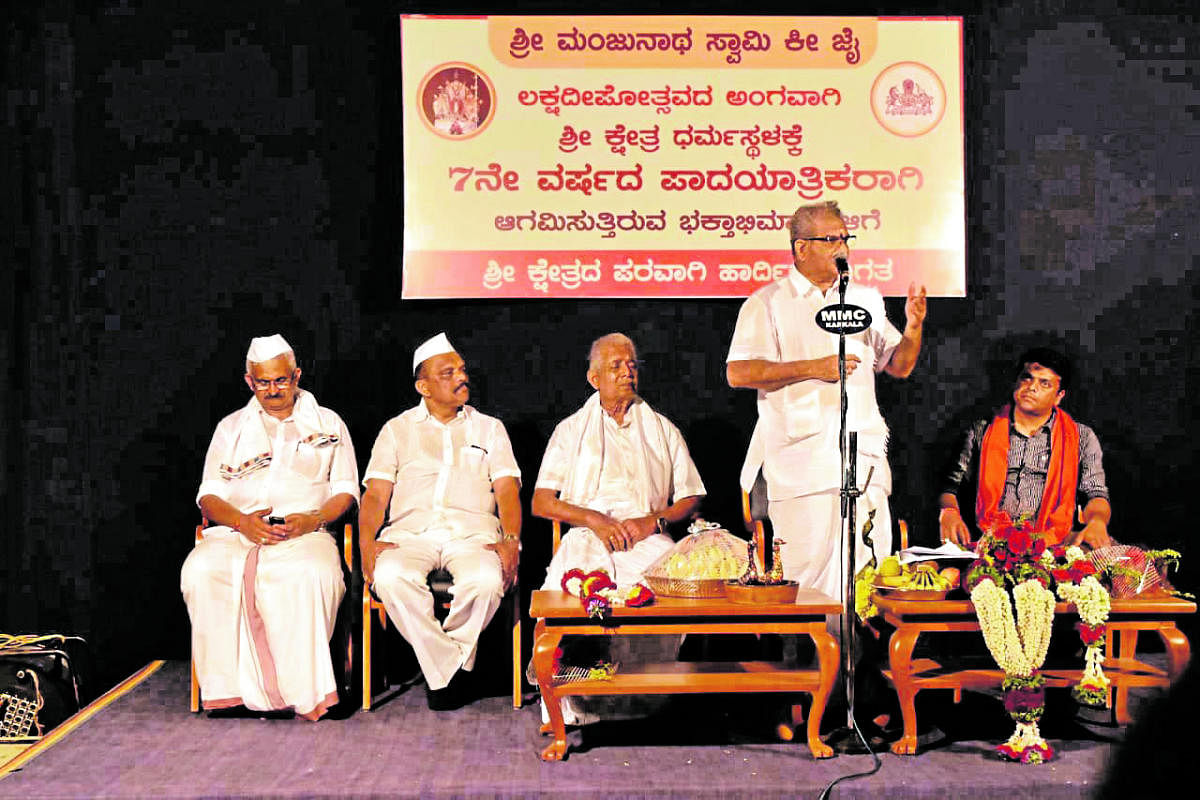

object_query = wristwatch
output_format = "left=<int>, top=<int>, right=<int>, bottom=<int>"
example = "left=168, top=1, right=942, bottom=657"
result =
left=501, top=532, right=522, bottom=552
left=656, top=517, right=669, bottom=535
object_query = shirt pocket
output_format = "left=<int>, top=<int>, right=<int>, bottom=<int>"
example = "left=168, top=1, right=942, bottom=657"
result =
left=293, top=440, right=334, bottom=480
left=784, top=391, right=822, bottom=442
left=458, top=444, right=490, bottom=479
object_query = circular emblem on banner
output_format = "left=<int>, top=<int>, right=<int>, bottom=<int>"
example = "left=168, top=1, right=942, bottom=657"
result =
left=417, top=62, right=496, bottom=140
left=870, top=61, right=947, bottom=138
left=815, top=303, right=873, bottom=334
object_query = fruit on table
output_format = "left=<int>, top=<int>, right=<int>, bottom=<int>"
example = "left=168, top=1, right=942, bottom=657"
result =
left=664, top=548, right=744, bottom=580
left=940, top=567, right=961, bottom=589
left=878, top=555, right=902, bottom=578
left=900, top=565, right=952, bottom=591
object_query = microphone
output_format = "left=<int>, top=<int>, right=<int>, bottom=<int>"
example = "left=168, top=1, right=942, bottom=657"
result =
left=835, top=257, right=849, bottom=278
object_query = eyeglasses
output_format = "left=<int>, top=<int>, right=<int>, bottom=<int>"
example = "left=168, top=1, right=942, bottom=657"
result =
left=251, top=375, right=295, bottom=391
left=796, top=234, right=856, bottom=244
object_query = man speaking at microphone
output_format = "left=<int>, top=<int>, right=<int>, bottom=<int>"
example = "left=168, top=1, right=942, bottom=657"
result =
left=726, top=201, right=926, bottom=602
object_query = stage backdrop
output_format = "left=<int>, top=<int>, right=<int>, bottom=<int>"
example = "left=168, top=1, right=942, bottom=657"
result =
left=400, top=15, right=966, bottom=299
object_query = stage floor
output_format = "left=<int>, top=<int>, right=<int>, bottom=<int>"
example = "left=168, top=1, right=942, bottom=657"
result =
left=0, top=659, right=1156, bottom=798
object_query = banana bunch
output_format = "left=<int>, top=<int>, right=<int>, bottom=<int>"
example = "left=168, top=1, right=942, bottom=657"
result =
left=876, top=558, right=959, bottom=591
left=901, top=564, right=953, bottom=591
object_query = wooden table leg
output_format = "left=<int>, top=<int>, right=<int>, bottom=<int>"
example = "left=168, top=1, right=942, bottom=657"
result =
left=806, top=627, right=837, bottom=759
left=532, top=622, right=568, bottom=761
left=1114, top=629, right=1138, bottom=725
left=888, top=626, right=922, bottom=755
left=1158, top=625, right=1192, bottom=683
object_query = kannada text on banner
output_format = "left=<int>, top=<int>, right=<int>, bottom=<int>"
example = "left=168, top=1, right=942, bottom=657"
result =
left=401, top=15, right=965, bottom=299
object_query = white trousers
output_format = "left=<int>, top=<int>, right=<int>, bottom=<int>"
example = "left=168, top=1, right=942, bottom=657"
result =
left=371, top=528, right=504, bottom=691
left=181, top=529, right=345, bottom=718
left=768, top=486, right=892, bottom=606
left=540, top=528, right=674, bottom=590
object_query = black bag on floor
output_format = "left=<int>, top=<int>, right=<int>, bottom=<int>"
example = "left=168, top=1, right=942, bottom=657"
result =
left=0, top=634, right=90, bottom=742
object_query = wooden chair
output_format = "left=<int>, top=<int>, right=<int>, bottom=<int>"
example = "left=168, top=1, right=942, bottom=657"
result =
left=189, top=520, right=354, bottom=712
left=360, top=549, right=522, bottom=711
left=739, top=473, right=910, bottom=556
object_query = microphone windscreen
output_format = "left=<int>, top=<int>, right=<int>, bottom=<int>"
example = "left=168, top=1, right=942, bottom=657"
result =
left=835, top=257, right=849, bottom=275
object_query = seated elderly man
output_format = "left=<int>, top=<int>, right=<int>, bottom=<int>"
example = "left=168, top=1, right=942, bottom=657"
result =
left=181, top=334, right=358, bottom=720
left=534, top=333, right=706, bottom=590
left=939, top=347, right=1113, bottom=549
left=359, top=333, right=521, bottom=710
left=532, top=332, right=706, bottom=725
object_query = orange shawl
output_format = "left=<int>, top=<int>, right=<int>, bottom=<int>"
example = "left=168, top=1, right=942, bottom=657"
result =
left=976, top=406, right=1080, bottom=545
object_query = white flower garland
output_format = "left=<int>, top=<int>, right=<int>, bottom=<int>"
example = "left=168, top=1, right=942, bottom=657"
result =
left=970, top=578, right=1055, bottom=677
left=1056, top=573, right=1112, bottom=698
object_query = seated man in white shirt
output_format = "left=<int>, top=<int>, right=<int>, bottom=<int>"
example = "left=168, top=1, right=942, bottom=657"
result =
left=181, top=334, right=359, bottom=721
left=534, top=332, right=706, bottom=589
left=359, top=333, right=522, bottom=710
left=531, top=332, right=706, bottom=724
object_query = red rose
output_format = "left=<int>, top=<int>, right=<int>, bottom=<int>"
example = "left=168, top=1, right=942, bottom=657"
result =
left=1069, top=561, right=1097, bottom=582
left=1077, top=622, right=1106, bottom=645
left=1007, top=530, right=1032, bottom=557
left=1031, top=538, right=1047, bottom=558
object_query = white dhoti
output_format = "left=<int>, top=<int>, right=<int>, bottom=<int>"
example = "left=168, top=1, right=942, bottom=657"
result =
left=539, top=528, right=674, bottom=590
left=768, top=485, right=892, bottom=605
left=180, top=528, right=345, bottom=719
left=371, top=527, right=504, bottom=691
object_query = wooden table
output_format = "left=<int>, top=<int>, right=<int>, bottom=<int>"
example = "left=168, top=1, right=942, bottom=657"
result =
left=872, top=593, right=1195, bottom=755
left=529, top=589, right=841, bottom=761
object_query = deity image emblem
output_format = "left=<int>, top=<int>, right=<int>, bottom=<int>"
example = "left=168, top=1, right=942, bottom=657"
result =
left=418, top=63, right=495, bottom=140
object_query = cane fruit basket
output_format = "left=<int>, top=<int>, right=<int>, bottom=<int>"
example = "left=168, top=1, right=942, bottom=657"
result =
left=643, top=522, right=748, bottom=598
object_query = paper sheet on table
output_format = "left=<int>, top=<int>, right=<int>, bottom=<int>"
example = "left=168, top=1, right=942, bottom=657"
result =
left=898, top=542, right=977, bottom=564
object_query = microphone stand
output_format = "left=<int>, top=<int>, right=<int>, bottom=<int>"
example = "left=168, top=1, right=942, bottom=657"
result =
left=826, top=261, right=875, bottom=755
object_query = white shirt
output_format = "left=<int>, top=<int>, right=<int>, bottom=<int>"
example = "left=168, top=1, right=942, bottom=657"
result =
left=535, top=394, right=706, bottom=516
left=727, top=271, right=902, bottom=500
left=363, top=401, right=521, bottom=537
left=196, top=391, right=359, bottom=518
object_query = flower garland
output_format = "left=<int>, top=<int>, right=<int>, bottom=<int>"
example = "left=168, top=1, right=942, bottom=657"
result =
left=1053, top=545, right=1111, bottom=706
left=968, top=575, right=1057, bottom=763
left=963, top=514, right=1118, bottom=764
left=561, top=568, right=654, bottom=619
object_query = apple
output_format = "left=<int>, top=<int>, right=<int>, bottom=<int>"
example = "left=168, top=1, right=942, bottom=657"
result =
left=940, top=567, right=961, bottom=589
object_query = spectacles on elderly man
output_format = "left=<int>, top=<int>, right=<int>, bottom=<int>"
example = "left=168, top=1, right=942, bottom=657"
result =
left=796, top=234, right=856, bottom=244
left=251, top=375, right=296, bottom=391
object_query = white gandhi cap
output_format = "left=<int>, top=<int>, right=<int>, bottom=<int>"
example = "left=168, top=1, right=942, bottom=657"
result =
left=245, top=334, right=293, bottom=372
left=413, top=332, right=456, bottom=376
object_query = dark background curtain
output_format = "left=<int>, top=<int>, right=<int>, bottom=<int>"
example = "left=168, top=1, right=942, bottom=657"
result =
left=3, top=0, right=1197, bottom=691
